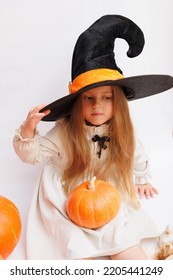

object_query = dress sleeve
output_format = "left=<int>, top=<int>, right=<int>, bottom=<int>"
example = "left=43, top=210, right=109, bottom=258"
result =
left=13, top=123, right=61, bottom=165
left=133, top=138, right=152, bottom=184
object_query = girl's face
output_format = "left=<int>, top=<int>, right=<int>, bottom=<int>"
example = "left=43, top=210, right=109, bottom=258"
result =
left=82, top=86, right=113, bottom=126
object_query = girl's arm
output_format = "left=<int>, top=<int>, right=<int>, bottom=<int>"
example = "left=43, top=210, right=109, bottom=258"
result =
left=134, top=139, right=158, bottom=199
left=21, top=104, right=50, bottom=139
left=13, top=105, right=59, bottom=164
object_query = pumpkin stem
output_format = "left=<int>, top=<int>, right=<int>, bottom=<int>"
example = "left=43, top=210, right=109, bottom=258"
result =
left=88, top=176, right=96, bottom=190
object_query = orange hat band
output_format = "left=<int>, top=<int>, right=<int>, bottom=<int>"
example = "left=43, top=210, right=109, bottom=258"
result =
left=69, top=68, right=124, bottom=94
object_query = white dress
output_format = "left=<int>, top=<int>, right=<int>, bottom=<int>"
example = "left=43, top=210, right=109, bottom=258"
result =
left=13, top=120, right=159, bottom=259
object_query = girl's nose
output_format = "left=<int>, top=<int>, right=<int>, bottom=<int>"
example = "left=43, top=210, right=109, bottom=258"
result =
left=92, top=98, right=101, bottom=108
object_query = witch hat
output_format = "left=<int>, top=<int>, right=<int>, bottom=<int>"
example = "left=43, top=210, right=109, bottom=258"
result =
left=41, top=14, right=173, bottom=121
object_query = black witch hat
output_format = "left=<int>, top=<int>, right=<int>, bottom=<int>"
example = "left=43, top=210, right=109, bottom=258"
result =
left=41, top=15, right=173, bottom=121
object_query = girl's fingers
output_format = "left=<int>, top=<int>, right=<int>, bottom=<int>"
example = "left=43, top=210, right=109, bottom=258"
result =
left=34, top=110, right=50, bottom=120
left=139, top=188, right=145, bottom=198
left=137, top=186, right=144, bottom=198
left=144, top=189, right=150, bottom=199
left=26, top=105, right=50, bottom=121
left=29, top=104, right=48, bottom=115
left=41, top=109, right=51, bottom=116
left=136, top=184, right=159, bottom=199
left=152, top=187, right=159, bottom=195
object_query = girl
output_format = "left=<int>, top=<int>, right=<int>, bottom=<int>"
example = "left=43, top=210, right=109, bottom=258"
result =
left=13, top=15, right=173, bottom=259
left=13, top=85, right=159, bottom=260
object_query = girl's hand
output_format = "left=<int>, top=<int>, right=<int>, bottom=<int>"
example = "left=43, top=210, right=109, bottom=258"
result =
left=135, top=183, right=159, bottom=199
left=21, top=104, right=50, bottom=139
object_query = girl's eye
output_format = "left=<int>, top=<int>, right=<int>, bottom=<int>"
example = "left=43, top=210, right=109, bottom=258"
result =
left=84, top=96, right=92, bottom=101
left=103, top=96, right=112, bottom=100
left=83, top=94, right=112, bottom=101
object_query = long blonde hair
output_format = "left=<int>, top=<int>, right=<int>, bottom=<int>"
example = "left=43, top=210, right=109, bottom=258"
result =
left=61, top=86, right=140, bottom=209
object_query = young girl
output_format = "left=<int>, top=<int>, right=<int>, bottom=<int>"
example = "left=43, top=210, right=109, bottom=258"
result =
left=13, top=85, right=159, bottom=260
left=13, top=15, right=173, bottom=259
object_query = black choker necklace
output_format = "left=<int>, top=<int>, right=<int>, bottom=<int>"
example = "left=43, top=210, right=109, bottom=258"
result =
left=85, top=120, right=110, bottom=127
left=92, top=134, right=110, bottom=158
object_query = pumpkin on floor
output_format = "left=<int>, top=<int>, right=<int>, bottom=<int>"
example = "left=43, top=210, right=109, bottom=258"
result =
left=66, top=176, right=121, bottom=229
left=0, top=196, right=22, bottom=259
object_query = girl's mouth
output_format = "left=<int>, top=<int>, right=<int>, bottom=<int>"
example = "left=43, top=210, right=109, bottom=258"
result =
left=91, top=112, right=103, bottom=116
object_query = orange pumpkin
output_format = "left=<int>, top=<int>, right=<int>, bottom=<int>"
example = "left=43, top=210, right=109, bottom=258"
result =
left=66, top=177, right=121, bottom=229
left=0, top=196, right=22, bottom=259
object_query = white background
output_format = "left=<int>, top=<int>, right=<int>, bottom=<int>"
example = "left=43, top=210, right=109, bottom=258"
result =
left=0, top=0, right=173, bottom=260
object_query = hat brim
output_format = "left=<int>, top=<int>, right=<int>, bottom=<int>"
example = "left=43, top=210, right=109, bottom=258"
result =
left=40, top=74, right=173, bottom=121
